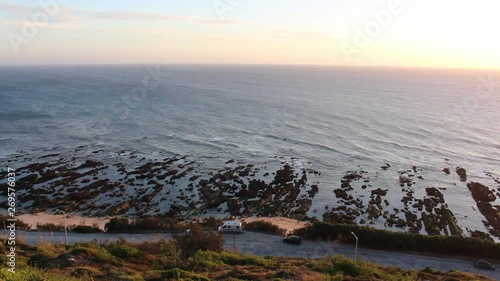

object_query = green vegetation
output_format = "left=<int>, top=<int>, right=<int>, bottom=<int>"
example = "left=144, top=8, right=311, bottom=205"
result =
left=73, top=225, right=103, bottom=233
left=0, top=232, right=495, bottom=281
left=105, top=217, right=133, bottom=232
left=173, top=224, right=225, bottom=257
left=293, top=221, right=500, bottom=259
left=104, top=216, right=223, bottom=233
left=2, top=217, right=499, bottom=280
left=36, top=222, right=67, bottom=231
left=242, top=220, right=287, bottom=235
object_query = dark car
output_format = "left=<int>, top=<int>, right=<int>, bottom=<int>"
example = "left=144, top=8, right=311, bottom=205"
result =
left=283, top=235, right=302, bottom=245
left=474, top=260, right=495, bottom=270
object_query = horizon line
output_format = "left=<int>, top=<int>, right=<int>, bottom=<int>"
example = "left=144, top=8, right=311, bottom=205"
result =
left=0, top=62, right=499, bottom=72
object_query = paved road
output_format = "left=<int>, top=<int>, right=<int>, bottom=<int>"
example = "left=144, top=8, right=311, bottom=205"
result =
left=17, top=231, right=499, bottom=280
left=224, top=232, right=499, bottom=280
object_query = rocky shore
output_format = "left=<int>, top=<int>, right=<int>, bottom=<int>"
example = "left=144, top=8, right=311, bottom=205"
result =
left=467, top=182, right=500, bottom=238
left=324, top=167, right=463, bottom=236
left=0, top=147, right=320, bottom=221
left=1, top=146, right=498, bottom=241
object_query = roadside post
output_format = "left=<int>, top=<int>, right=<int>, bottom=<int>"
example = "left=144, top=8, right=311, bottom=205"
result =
left=351, top=232, right=358, bottom=261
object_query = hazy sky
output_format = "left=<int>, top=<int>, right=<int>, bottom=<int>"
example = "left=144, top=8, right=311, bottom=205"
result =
left=1, top=0, right=499, bottom=69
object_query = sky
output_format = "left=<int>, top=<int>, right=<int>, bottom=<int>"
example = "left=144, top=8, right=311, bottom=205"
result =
left=1, top=0, right=499, bottom=69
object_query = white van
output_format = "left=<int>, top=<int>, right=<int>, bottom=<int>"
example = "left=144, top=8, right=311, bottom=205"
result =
left=218, top=221, right=243, bottom=233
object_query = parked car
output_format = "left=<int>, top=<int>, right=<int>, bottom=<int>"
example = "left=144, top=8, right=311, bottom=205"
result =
left=474, top=259, right=495, bottom=270
left=283, top=235, right=301, bottom=245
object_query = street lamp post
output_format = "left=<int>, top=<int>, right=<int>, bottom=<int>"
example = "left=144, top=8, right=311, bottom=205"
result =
left=351, top=232, right=358, bottom=261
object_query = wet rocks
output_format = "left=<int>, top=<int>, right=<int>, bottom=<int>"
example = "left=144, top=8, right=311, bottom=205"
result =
left=2, top=148, right=320, bottom=220
left=367, top=204, right=382, bottom=219
left=421, top=212, right=441, bottom=236
left=469, top=230, right=494, bottom=242
left=425, top=187, right=445, bottom=204
left=456, top=167, right=467, bottom=181
left=334, top=189, right=349, bottom=200
left=404, top=211, right=417, bottom=228
left=343, top=172, right=363, bottom=181
left=467, top=182, right=496, bottom=202
left=106, top=201, right=133, bottom=216
left=476, top=202, right=500, bottom=238
left=323, top=209, right=357, bottom=224
left=371, top=188, right=387, bottom=196
left=399, top=175, right=413, bottom=186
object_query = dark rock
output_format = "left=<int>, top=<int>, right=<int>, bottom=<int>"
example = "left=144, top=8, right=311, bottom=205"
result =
left=405, top=211, right=417, bottom=228
left=421, top=213, right=441, bottom=235
left=371, top=188, right=387, bottom=196
left=469, top=230, right=494, bottom=242
left=380, top=163, right=390, bottom=170
left=443, top=168, right=450, bottom=175
left=425, top=187, right=445, bottom=204
left=343, top=172, right=362, bottom=181
left=334, top=189, right=349, bottom=200
left=323, top=211, right=356, bottom=224
left=476, top=202, right=500, bottom=238
left=456, top=167, right=467, bottom=181
left=399, top=176, right=412, bottom=184
left=467, top=182, right=496, bottom=202
left=367, top=205, right=382, bottom=219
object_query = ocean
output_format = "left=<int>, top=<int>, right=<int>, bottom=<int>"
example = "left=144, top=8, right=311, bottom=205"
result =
left=0, top=65, right=499, bottom=238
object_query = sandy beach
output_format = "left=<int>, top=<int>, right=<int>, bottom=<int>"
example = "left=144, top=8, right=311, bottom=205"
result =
left=15, top=213, right=306, bottom=233
left=241, top=217, right=308, bottom=233
left=17, top=213, right=111, bottom=230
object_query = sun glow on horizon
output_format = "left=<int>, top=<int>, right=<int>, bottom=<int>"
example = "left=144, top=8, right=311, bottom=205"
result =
left=0, top=0, right=499, bottom=69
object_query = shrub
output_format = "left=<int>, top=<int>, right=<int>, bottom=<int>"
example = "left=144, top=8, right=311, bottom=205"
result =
left=200, top=216, right=224, bottom=228
left=105, top=217, right=132, bottom=232
left=70, top=267, right=102, bottom=278
left=28, top=253, right=52, bottom=268
left=110, top=245, right=141, bottom=260
left=134, top=216, right=180, bottom=231
left=137, top=238, right=169, bottom=255
left=73, top=225, right=102, bottom=233
left=106, top=270, right=145, bottom=281
left=96, top=247, right=118, bottom=264
left=174, top=224, right=224, bottom=257
left=36, top=240, right=64, bottom=259
left=160, top=239, right=183, bottom=268
left=162, top=268, right=210, bottom=281
left=331, top=255, right=361, bottom=277
left=0, top=267, right=81, bottom=281
left=243, top=220, right=287, bottom=235
left=188, top=250, right=272, bottom=269
left=293, top=221, right=500, bottom=259
left=36, top=222, right=66, bottom=231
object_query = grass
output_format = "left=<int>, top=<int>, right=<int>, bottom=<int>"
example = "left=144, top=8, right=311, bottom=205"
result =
left=0, top=236, right=495, bottom=281
left=0, top=267, right=82, bottom=281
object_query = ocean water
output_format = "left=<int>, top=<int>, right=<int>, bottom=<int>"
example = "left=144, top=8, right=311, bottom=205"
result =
left=0, top=65, right=499, bottom=235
